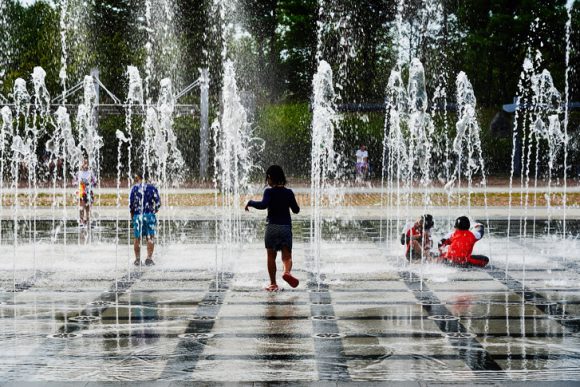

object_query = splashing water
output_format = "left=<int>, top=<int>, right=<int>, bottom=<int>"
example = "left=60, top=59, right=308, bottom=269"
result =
left=562, top=0, right=575, bottom=239
left=382, top=58, right=435, bottom=251
left=0, top=106, right=13, bottom=249
left=76, top=75, right=103, bottom=189
left=310, top=60, right=341, bottom=283
left=453, top=71, right=488, bottom=214
left=213, top=60, right=263, bottom=274
left=507, top=49, right=567, bottom=284
left=52, top=105, right=80, bottom=251
left=143, top=0, right=181, bottom=99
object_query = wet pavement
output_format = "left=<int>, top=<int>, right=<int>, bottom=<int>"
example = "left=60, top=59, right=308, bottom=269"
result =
left=0, top=220, right=579, bottom=383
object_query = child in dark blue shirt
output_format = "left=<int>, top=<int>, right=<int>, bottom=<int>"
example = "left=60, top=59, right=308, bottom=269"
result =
left=246, top=165, right=300, bottom=291
left=129, top=173, right=161, bottom=266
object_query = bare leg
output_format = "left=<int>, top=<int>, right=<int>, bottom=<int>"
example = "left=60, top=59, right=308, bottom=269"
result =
left=85, top=205, right=90, bottom=227
left=410, top=240, right=431, bottom=260
left=134, top=238, right=140, bottom=261
left=147, top=236, right=154, bottom=260
left=267, top=248, right=277, bottom=285
left=281, top=246, right=292, bottom=274
left=79, top=200, right=85, bottom=225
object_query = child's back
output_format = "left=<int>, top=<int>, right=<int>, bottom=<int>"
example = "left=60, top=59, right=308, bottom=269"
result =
left=249, top=187, right=300, bottom=225
left=444, top=229, right=477, bottom=263
left=245, top=165, right=301, bottom=291
left=440, top=222, right=487, bottom=267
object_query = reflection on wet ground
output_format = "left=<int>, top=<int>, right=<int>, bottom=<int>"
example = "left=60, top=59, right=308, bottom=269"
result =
left=0, top=219, right=579, bottom=382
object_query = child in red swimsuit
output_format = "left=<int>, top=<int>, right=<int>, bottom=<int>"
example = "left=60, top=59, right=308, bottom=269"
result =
left=438, top=216, right=488, bottom=267
left=401, top=214, right=434, bottom=261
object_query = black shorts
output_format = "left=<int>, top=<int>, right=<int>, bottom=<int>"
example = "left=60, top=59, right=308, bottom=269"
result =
left=442, top=255, right=489, bottom=268
left=265, top=224, right=292, bottom=251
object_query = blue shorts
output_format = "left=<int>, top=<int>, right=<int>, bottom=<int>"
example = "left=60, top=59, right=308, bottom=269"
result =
left=133, top=213, right=157, bottom=239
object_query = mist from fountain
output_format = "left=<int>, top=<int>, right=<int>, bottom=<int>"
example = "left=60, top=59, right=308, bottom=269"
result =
left=144, top=0, right=181, bottom=101
left=51, top=105, right=81, bottom=251
left=26, top=67, right=51, bottom=267
left=506, top=49, right=568, bottom=283
left=382, top=59, right=435, bottom=256
left=9, top=78, right=31, bottom=286
left=382, top=69, right=407, bottom=248
left=76, top=75, right=103, bottom=240
left=213, top=60, right=263, bottom=276
left=58, top=0, right=70, bottom=99
left=310, top=60, right=341, bottom=283
left=0, top=106, right=12, bottom=248
left=562, top=0, right=576, bottom=238
left=145, top=77, right=185, bottom=248
left=453, top=71, right=488, bottom=215
left=530, top=69, right=565, bottom=236
left=58, top=0, right=90, bottom=102
left=117, top=65, right=144, bottom=274
left=0, top=0, right=573, bottom=294
left=0, top=0, right=10, bottom=88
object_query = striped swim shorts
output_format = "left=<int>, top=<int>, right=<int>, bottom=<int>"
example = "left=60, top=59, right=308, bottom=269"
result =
left=265, top=224, right=293, bottom=251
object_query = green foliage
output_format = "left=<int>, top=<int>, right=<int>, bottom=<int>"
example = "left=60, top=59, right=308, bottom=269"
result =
left=173, top=114, right=201, bottom=179
left=274, top=0, right=318, bottom=101
left=255, top=102, right=311, bottom=176
left=476, top=107, right=512, bottom=175
left=1, top=0, right=578, bottom=180
left=2, top=0, right=61, bottom=95
left=335, top=111, right=385, bottom=176
left=95, top=113, right=201, bottom=180
left=451, top=0, right=569, bottom=105
left=89, top=0, right=145, bottom=100
left=98, top=115, right=129, bottom=177
left=255, top=103, right=386, bottom=177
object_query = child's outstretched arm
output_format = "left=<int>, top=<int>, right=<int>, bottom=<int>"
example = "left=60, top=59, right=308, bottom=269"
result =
left=438, top=232, right=453, bottom=248
left=246, top=189, right=271, bottom=211
left=472, top=223, right=484, bottom=240
left=129, top=186, right=136, bottom=217
left=289, top=190, right=300, bottom=214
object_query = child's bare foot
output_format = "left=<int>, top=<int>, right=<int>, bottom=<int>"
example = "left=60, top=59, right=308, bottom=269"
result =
left=282, top=272, right=299, bottom=288
left=265, top=284, right=279, bottom=292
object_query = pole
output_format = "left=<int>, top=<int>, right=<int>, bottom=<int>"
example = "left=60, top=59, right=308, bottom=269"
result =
left=199, top=68, right=210, bottom=180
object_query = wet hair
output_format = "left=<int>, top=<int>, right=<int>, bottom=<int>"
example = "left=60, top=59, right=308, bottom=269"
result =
left=266, top=165, right=286, bottom=186
left=455, top=216, right=470, bottom=230
left=421, top=214, right=434, bottom=230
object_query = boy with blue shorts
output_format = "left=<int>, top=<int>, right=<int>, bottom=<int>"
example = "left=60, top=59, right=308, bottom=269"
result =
left=130, top=173, right=161, bottom=266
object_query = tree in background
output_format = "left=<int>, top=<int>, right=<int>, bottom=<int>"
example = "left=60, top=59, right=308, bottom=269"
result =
left=275, top=0, right=318, bottom=101
left=1, top=0, right=61, bottom=96
left=89, top=0, right=144, bottom=100
left=450, top=0, right=569, bottom=106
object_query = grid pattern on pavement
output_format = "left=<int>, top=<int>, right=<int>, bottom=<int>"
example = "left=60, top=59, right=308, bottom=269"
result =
left=0, top=220, right=579, bottom=382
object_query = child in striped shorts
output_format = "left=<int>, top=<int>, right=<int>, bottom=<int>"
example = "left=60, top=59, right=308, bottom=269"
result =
left=246, top=165, right=301, bottom=291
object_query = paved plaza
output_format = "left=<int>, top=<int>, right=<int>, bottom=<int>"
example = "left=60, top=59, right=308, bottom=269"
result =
left=0, top=219, right=579, bottom=384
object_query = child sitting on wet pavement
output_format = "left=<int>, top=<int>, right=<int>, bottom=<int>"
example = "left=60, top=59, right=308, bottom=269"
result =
left=437, top=216, right=489, bottom=267
left=401, top=214, right=434, bottom=262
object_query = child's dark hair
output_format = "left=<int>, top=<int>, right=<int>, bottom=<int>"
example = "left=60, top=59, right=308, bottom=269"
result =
left=455, top=216, right=470, bottom=230
left=421, top=214, right=434, bottom=230
left=266, top=165, right=286, bottom=186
